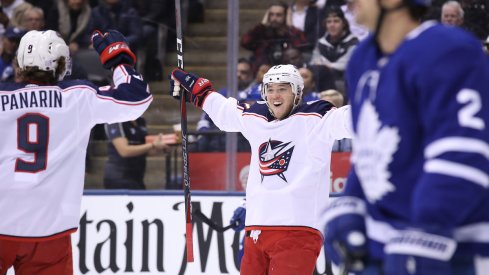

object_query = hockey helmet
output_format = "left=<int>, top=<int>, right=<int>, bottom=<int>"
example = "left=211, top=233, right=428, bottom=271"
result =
left=261, top=64, right=304, bottom=118
left=17, top=30, right=71, bottom=80
left=261, top=64, right=304, bottom=100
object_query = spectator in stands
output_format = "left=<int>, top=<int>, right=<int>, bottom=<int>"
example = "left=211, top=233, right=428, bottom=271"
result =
left=241, top=2, right=309, bottom=73
left=1, top=0, right=32, bottom=28
left=320, top=89, right=352, bottom=152
left=441, top=0, right=464, bottom=27
left=460, top=0, right=489, bottom=40
left=24, top=0, right=52, bottom=17
left=341, top=0, right=369, bottom=40
left=104, top=118, right=169, bottom=189
left=282, top=47, right=307, bottom=68
left=320, top=88, right=344, bottom=106
left=299, top=67, right=320, bottom=101
left=230, top=58, right=255, bottom=102
left=46, top=0, right=92, bottom=55
left=20, top=6, right=44, bottom=31
left=246, top=63, right=271, bottom=101
left=288, top=0, right=324, bottom=54
left=88, top=0, right=142, bottom=52
left=195, top=59, right=255, bottom=152
left=129, top=0, right=166, bottom=81
left=309, top=6, right=358, bottom=91
left=0, top=27, right=26, bottom=82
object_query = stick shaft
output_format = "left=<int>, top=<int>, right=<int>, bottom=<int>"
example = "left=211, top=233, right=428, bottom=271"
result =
left=175, top=0, right=193, bottom=263
left=193, top=209, right=236, bottom=232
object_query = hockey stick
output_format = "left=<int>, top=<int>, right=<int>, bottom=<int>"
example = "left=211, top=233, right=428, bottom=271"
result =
left=335, top=242, right=364, bottom=275
left=174, top=0, right=193, bottom=263
left=193, top=208, right=239, bottom=232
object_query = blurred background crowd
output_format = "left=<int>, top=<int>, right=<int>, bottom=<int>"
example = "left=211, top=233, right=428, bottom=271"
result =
left=1, top=0, right=488, bottom=190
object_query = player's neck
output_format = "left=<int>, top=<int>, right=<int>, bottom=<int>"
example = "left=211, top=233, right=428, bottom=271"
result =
left=377, top=11, right=419, bottom=54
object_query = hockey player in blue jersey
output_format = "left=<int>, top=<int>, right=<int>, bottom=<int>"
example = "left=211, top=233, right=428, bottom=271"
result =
left=323, top=0, right=489, bottom=274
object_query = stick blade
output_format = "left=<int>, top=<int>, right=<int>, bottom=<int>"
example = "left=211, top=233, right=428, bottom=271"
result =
left=186, top=222, right=194, bottom=262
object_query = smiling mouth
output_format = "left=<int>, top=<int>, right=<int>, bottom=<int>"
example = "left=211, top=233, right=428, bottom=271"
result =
left=273, top=102, right=282, bottom=107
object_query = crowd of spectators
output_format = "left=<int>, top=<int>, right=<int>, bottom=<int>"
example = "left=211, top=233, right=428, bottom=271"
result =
left=240, top=0, right=488, bottom=97
left=195, top=0, right=489, bottom=156
left=0, top=0, right=181, bottom=83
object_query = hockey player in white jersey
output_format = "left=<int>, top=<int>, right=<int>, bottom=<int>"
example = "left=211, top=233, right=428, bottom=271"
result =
left=171, top=64, right=352, bottom=274
left=0, top=30, right=152, bottom=275
left=323, top=0, right=489, bottom=274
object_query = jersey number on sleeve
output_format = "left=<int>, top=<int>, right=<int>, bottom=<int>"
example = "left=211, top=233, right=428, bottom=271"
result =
left=15, top=113, right=49, bottom=173
left=457, top=89, right=485, bottom=130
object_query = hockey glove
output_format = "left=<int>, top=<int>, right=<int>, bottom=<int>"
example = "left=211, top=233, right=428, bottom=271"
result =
left=230, top=206, right=246, bottom=232
left=91, top=29, right=136, bottom=70
left=170, top=68, right=215, bottom=108
left=324, top=196, right=368, bottom=273
left=383, top=228, right=456, bottom=275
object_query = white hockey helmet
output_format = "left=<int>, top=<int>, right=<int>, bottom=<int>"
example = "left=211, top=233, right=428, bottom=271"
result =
left=17, top=30, right=71, bottom=80
left=262, top=64, right=304, bottom=99
left=261, top=64, right=304, bottom=112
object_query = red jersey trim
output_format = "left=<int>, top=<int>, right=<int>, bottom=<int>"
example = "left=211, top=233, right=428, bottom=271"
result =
left=0, top=228, right=77, bottom=242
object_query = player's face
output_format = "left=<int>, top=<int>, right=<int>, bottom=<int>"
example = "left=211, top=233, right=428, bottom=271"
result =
left=353, top=0, right=380, bottom=30
left=266, top=83, right=295, bottom=119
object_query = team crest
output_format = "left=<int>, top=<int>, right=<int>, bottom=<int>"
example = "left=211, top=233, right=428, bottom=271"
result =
left=258, top=139, right=294, bottom=182
left=352, top=101, right=400, bottom=202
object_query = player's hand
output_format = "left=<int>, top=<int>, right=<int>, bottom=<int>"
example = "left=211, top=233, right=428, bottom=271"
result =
left=324, top=196, right=368, bottom=273
left=170, top=68, right=215, bottom=108
left=91, top=29, right=136, bottom=70
left=383, top=228, right=456, bottom=275
left=152, top=134, right=169, bottom=151
left=230, top=206, right=246, bottom=232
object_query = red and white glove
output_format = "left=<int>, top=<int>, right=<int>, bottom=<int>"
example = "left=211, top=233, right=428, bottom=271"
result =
left=170, top=68, right=215, bottom=108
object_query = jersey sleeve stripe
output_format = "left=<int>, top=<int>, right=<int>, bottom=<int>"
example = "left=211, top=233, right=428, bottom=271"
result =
left=290, top=112, right=323, bottom=118
left=424, top=159, right=489, bottom=188
left=242, top=112, right=268, bottom=121
left=425, top=137, right=489, bottom=160
left=367, top=216, right=489, bottom=244
left=64, top=85, right=153, bottom=106
left=95, top=94, right=153, bottom=106
left=454, top=222, right=489, bottom=242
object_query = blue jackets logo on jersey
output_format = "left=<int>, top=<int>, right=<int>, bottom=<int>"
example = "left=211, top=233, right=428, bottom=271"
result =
left=258, top=139, right=294, bottom=182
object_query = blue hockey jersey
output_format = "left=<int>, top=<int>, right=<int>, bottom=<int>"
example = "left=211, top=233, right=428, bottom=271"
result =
left=345, top=21, right=489, bottom=260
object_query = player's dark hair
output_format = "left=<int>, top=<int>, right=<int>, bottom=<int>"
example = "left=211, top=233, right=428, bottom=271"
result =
left=16, top=57, right=67, bottom=84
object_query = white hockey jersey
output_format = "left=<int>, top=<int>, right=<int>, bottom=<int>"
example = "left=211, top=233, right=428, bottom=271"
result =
left=0, top=65, right=152, bottom=240
left=203, top=92, right=352, bottom=235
